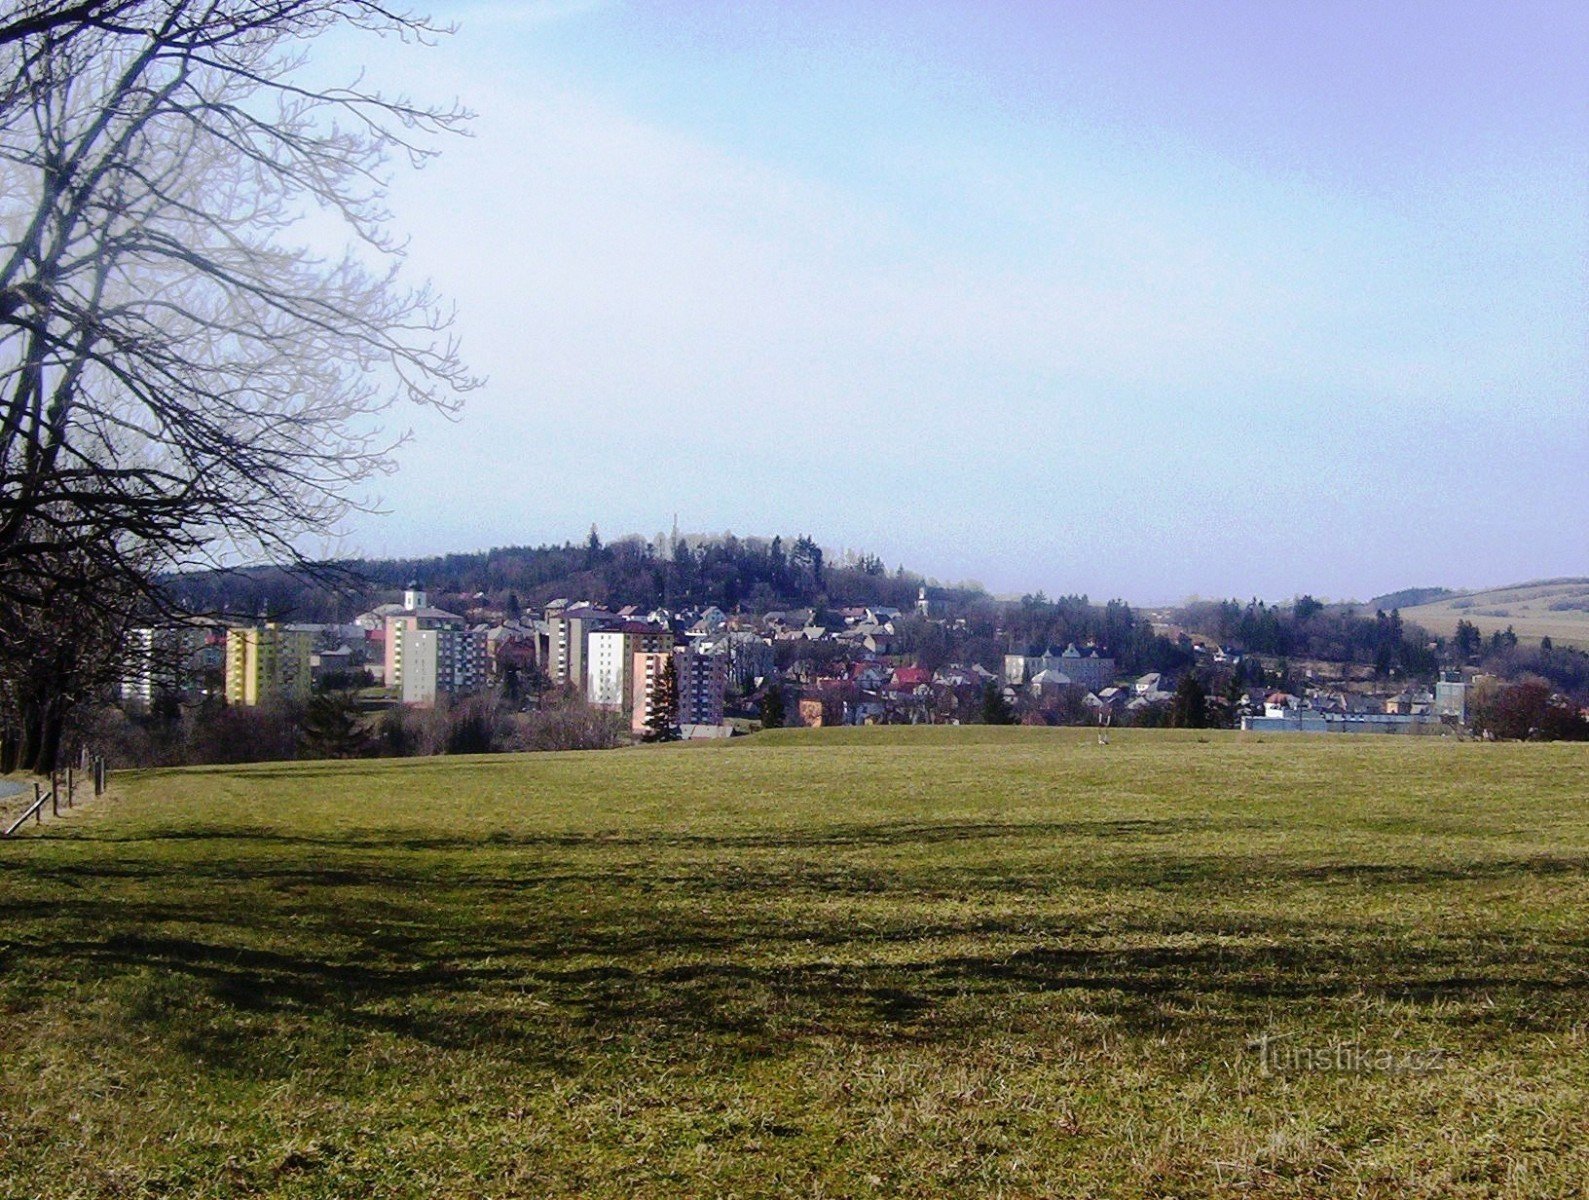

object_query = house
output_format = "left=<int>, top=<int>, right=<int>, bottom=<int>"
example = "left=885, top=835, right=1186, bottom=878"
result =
left=796, top=686, right=848, bottom=728
left=1264, top=692, right=1300, bottom=718
left=851, top=663, right=891, bottom=691
left=837, top=622, right=894, bottom=654
left=1029, top=668, right=1073, bottom=695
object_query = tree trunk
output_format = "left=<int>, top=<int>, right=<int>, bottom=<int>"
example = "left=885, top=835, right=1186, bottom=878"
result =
left=18, top=697, right=41, bottom=774
left=38, top=699, right=64, bottom=777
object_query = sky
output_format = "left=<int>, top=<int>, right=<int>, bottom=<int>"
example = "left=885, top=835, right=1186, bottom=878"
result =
left=311, top=0, right=1587, bottom=603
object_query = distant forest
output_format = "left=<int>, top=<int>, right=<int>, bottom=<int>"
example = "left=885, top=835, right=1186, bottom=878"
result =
left=166, top=532, right=987, bottom=622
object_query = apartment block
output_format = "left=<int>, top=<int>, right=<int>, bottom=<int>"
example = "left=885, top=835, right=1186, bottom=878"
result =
left=587, top=621, right=674, bottom=712
left=383, top=583, right=488, bottom=706
left=225, top=624, right=314, bottom=707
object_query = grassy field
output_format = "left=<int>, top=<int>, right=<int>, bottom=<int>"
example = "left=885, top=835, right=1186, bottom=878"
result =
left=3, top=727, right=1589, bottom=1198
left=1397, top=579, right=1589, bottom=649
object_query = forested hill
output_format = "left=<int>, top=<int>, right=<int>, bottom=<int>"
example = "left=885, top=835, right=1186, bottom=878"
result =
left=166, top=533, right=988, bottom=621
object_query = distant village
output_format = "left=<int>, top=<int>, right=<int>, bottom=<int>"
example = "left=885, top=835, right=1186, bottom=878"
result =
left=118, top=578, right=1493, bottom=747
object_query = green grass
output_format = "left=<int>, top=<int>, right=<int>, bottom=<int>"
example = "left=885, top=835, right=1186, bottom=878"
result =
left=3, top=727, right=1588, bottom=1197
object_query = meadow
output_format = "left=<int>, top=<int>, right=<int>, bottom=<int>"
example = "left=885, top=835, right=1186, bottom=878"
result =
left=1397, top=578, right=1589, bottom=649
left=2, top=727, right=1588, bottom=1198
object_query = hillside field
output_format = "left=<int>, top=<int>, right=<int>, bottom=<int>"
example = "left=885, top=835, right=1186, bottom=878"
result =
left=1396, top=578, right=1589, bottom=649
left=3, top=728, right=1589, bottom=1197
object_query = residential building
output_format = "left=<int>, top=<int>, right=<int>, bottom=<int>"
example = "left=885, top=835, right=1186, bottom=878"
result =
left=225, top=623, right=314, bottom=707
left=631, top=650, right=673, bottom=735
left=546, top=604, right=621, bottom=693
left=1004, top=644, right=1115, bottom=690
left=676, top=647, right=727, bottom=729
left=588, top=621, right=674, bottom=712
left=698, top=631, right=774, bottom=691
left=120, top=622, right=225, bottom=707
left=382, top=583, right=488, bottom=706
left=630, top=646, right=726, bottom=734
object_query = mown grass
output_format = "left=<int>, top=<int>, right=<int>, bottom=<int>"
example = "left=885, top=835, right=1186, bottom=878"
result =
left=2, top=727, right=1588, bottom=1197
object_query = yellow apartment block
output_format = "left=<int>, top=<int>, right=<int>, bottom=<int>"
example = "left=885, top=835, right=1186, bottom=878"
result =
left=225, top=624, right=314, bottom=707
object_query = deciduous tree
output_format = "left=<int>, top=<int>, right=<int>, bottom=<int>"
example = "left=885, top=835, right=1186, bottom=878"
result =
left=0, top=1, right=476, bottom=766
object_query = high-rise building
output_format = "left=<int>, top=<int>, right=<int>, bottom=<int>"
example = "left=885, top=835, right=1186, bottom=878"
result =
left=630, top=647, right=727, bottom=735
left=225, top=624, right=314, bottom=707
left=383, top=583, right=488, bottom=705
left=631, top=650, right=673, bottom=735
left=675, top=648, right=726, bottom=729
left=588, top=621, right=674, bottom=712
left=121, top=622, right=226, bottom=707
left=546, top=605, right=621, bottom=693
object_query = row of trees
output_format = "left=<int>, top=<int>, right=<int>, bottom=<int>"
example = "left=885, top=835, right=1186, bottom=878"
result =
left=168, top=531, right=988, bottom=625
left=1467, top=680, right=1588, bottom=742
left=1, top=2, right=474, bottom=771
left=1175, top=598, right=1439, bottom=678
left=95, top=691, right=629, bottom=768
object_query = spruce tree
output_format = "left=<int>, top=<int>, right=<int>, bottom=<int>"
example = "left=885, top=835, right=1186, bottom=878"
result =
left=1170, top=674, right=1209, bottom=729
left=646, top=657, right=680, bottom=742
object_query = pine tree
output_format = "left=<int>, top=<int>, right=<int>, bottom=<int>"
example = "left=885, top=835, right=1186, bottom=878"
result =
left=1170, top=674, right=1209, bottom=729
left=645, top=657, right=680, bottom=742
left=300, top=690, right=373, bottom=759
left=760, top=685, right=786, bottom=729
left=980, top=682, right=1015, bottom=725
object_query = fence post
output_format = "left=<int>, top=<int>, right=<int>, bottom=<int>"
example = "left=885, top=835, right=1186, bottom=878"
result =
left=67, top=767, right=74, bottom=808
left=33, top=783, right=41, bottom=824
left=51, top=774, right=58, bottom=818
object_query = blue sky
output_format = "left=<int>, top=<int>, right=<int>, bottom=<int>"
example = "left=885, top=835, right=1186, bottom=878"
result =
left=319, top=0, right=1587, bottom=602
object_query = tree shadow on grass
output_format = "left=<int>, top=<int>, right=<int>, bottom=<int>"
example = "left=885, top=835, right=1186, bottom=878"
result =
left=57, top=815, right=1276, bottom=853
left=6, top=837, right=1589, bottom=1075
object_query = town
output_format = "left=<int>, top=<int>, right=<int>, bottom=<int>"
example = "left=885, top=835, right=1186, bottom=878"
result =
left=104, top=537, right=1589, bottom=766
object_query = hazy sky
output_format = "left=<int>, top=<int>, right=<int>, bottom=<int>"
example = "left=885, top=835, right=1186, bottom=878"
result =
left=318, top=0, right=1587, bottom=602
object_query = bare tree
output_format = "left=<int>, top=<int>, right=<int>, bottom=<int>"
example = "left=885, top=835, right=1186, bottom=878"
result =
left=0, top=537, right=142, bottom=772
left=0, top=2, right=479, bottom=768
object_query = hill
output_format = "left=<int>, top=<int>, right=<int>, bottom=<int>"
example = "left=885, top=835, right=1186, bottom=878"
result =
left=1395, top=577, right=1589, bottom=648
left=163, top=533, right=985, bottom=621
left=5, top=729, right=1589, bottom=1196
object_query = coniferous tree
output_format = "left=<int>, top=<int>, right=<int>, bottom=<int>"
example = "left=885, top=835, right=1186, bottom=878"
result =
left=980, top=682, right=1015, bottom=725
left=645, top=657, right=680, bottom=742
left=300, top=689, right=373, bottom=759
left=1170, top=674, right=1209, bottom=729
left=760, top=685, right=785, bottom=729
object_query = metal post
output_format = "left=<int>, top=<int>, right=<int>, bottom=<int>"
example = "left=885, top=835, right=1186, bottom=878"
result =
left=51, top=775, right=58, bottom=818
left=67, top=767, right=73, bottom=807
left=33, top=783, right=41, bottom=823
